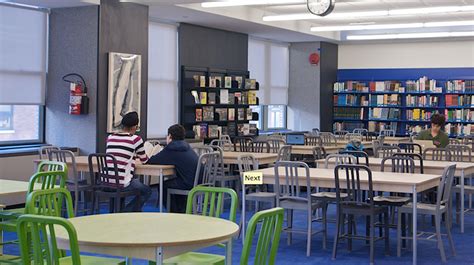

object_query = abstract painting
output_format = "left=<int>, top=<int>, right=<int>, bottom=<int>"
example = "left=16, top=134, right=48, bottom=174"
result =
left=107, top=52, right=141, bottom=133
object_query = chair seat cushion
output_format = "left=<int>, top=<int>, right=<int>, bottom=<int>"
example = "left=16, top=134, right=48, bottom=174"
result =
left=373, top=195, right=411, bottom=204
left=59, top=255, right=126, bottom=265
left=163, top=252, right=224, bottom=265
left=311, top=192, right=347, bottom=199
left=399, top=202, right=446, bottom=215
left=246, top=192, right=276, bottom=199
left=453, top=185, right=474, bottom=193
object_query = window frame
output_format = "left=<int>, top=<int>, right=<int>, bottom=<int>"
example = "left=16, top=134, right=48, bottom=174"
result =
left=264, top=104, right=288, bottom=131
left=0, top=105, right=45, bottom=147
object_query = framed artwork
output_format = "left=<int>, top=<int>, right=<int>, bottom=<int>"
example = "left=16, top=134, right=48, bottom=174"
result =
left=107, top=52, right=141, bottom=133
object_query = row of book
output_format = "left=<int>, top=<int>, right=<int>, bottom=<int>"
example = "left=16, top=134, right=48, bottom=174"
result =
left=444, top=109, right=474, bottom=122
left=334, top=94, right=400, bottom=106
left=368, top=121, right=398, bottom=133
left=195, top=107, right=255, bottom=122
left=445, top=95, right=474, bottom=107
left=332, top=122, right=365, bottom=132
left=406, top=109, right=439, bottom=121
left=405, top=77, right=442, bottom=93
left=191, top=90, right=257, bottom=105
left=446, top=80, right=474, bottom=93
left=406, top=125, right=428, bottom=133
left=445, top=123, right=473, bottom=136
left=406, top=95, right=439, bottom=107
left=369, top=108, right=400, bottom=120
left=192, top=75, right=258, bottom=89
left=192, top=123, right=257, bottom=139
left=333, top=81, right=368, bottom=92
left=333, top=107, right=364, bottom=119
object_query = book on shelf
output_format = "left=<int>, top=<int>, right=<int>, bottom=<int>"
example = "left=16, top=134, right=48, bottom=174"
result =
left=199, top=92, right=207, bottom=104
left=249, top=124, right=257, bottom=135
left=208, top=125, right=220, bottom=138
left=235, top=76, right=243, bottom=89
left=246, top=108, right=253, bottom=120
left=445, top=123, right=473, bottom=136
left=248, top=91, right=257, bottom=105
left=191, top=90, right=200, bottom=104
left=215, top=76, right=222, bottom=88
left=445, top=95, right=474, bottom=107
left=245, top=79, right=251, bottom=90
left=193, top=124, right=208, bottom=140
left=406, top=95, right=439, bottom=107
left=406, top=109, right=438, bottom=121
left=238, top=108, right=245, bottom=121
left=333, top=122, right=365, bottom=132
left=444, top=109, right=473, bottom=121
left=250, top=79, right=256, bottom=90
left=228, top=123, right=237, bottom=136
left=228, top=108, right=235, bottom=121
left=333, top=81, right=368, bottom=93
left=220, top=89, right=229, bottom=104
left=368, top=121, right=397, bottom=133
left=224, top=76, right=232, bottom=88
left=234, top=92, right=242, bottom=104
left=199, top=76, right=206, bottom=87
left=238, top=124, right=250, bottom=136
left=202, top=106, right=214, bottom=121
left=195, top=108, right=202, bottom=122
left=228, top=93, right=235, bottom=104
left=333, top=107, right=364, bottom=119
left=192, top=75, right=200, bottom=87
left=208, top=92, right=216, bottom=105
left=215, top=108, right=228, bottom=121
left=241, top=92, right=248, bottom=104
left=209, top=76, right=217, bottom=88
left=406, top=124, right=428, bottom=134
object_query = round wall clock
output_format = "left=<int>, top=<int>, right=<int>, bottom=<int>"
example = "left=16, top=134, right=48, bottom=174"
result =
left=307, top=0, right=335, bottom=16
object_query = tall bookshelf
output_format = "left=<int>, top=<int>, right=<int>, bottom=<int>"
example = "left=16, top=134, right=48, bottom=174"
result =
left=180, top=66, right=260, bottom=141
left=333, top=77, right=474, bottom=137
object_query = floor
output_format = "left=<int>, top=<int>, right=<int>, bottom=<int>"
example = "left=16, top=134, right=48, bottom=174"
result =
left=2, top=189, right=474, bottom=265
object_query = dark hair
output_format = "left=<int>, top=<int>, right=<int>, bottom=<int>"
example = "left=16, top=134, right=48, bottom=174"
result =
left=168, top=124, right=185, bottom=141
left=430, top=113, right=446, bottom=127
left=121, top=112, right=139, bottom=128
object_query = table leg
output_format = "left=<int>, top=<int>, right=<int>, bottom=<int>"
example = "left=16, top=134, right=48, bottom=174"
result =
left=156, top=247, right=163, bottom=265
left=225, top=240, right=232, bottom=265
left=160, top=169, right=164, bottom=213
left=242, top=187, right=246, bottom=244
left=126, top=257, right=132, bottom=265
left=461, top=170, right=465, bottom=234
left=412, top=186, right=417, bottom=265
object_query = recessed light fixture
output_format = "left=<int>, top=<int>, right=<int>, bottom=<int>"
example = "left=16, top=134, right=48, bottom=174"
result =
left=346, top=31, right=474, bottom=40
left=201, top=0, right=305, bottom=8
left=311, top=20, right=474, bottom=32
left=263, top=5, right=474, bottom=21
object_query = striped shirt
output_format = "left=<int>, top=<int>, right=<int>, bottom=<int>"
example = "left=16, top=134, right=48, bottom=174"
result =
left=106, top=133, right=149, bottom=187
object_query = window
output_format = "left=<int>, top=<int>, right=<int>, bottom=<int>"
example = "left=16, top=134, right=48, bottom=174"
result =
left=147, top=22, right=178, bottom=137
left=0, top=5, right=47, bottom=145
left=248, top=38, right=289, bottom=131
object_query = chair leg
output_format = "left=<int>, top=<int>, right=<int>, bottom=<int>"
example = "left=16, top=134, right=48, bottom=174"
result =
left=348, top=214, right=353, bottom=252
left=455, top=192, right=461, bottom=225
left=370, top=214, right=375, bottom=265
left=307, top=208, right=312, bottom=257
left=287, top=209, right=293, bottom=245
left=94, top=194, right=100, bottom=214
left=332, top=210, right=341, bottom=260
left=397, top=209, right=402, bottom=257
left=322, top=204, right=327, bottom=250
left=435, top=214, right=447, bottom=262
left=401, top=213, right=407, bottom=249
left=445, top=211, right=456, bottom=257
left=167, top=193, right=171, bottom=213
left=115, top=196, right=120, bottom=213
left=384, top=211, right=390, bottom=256
left=366, top=216, right=370, bottom=245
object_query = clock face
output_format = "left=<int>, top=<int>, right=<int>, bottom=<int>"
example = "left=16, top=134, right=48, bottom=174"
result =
left=307, top=0, right=335, bottom=16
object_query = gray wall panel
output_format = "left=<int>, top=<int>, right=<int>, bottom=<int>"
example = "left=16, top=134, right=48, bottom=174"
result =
left=320, top=42, right=338, bottom=132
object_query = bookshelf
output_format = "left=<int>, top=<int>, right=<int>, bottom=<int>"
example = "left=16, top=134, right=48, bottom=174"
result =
left=333, top=77, right=474, bottom=137
left=180, top=66, right=260, bottom=141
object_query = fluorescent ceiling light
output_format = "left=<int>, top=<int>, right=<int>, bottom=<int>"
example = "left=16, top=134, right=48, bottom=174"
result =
left=202, top=0, right=304, bottom=8
left=347, top=31, right=474, bottom=40
left=263, top=5, right=474, bottom=21
left=311, top=20, right=474, bottom=32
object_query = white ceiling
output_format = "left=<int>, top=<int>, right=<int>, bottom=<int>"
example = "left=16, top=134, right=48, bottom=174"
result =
left=5, top=0, right=474, bottom=43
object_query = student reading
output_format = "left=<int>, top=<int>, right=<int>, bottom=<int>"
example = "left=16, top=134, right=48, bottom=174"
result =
left=416, top=113, right=449, bottom=148
left=148, top=124, right=199, bottom=213
left=105, top=111, right=152, bottom=212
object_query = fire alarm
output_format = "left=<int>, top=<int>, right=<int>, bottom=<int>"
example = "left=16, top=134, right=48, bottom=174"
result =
left=309, top=52, right=320, bottom=65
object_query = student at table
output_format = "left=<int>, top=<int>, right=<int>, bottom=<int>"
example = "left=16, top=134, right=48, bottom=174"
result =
left=148, top=124, right=198, bottom=213
left=416, top=113, right=449, bottom=148
left=106, top=111, right=152, bottom=212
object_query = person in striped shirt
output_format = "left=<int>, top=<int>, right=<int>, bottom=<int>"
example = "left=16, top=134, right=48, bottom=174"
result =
left=106, top=111, right=151, bottom=212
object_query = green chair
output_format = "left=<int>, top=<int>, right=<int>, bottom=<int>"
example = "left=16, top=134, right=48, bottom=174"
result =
left=162, top=186, right=238, bottom=265
left=164, top=207, right=284, bottom=265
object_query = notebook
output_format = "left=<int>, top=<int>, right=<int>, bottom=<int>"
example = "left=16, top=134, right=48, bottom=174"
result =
left=286, top=134, right=305, bottom=145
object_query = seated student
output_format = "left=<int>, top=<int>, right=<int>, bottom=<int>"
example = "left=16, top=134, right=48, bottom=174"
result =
left=106, top=111, right=151, bottom=212
left=416, top=113, right=449, bottom=148
left=147, top=124, right=198, bottom=213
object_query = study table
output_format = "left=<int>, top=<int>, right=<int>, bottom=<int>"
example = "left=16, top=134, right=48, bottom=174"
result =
left=317, top=157, right=474, bottom=233
left=291, top=141, right=373, bottom=155
left=256, top=166, right=441, bottom=265
left=54, top=213, right=239, bottom=265
left=0, top=179, right=41, bottom=207
left=222, top=151, right=278, bottom=165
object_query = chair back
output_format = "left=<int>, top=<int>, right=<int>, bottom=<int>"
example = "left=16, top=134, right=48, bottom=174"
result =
left=334, top=130, right=349, bottom=139
left=194, top=152, right=221, bottom=187
left=381, top=156, right=415, bottom=173
left=240, top=208, right=284, bottom=265
left=210, top=139, right=233, bottom=151
left=49, top=150, right=79, bottom=184
left=28, top=170, right=68, bottom=194
left=462, top=135, right=474, bottom=149
left=393, top=153, right=424, bottom=174
left=311, top=128, right=320, bottom=136
left=39, top=146, right=60, bottom=160
left=186, top=186, right=238, bottom=222
left=447, top=144, right=472, bottom=162
left=253, top=141, right=271, bottom=153
left=274, top=161, right=311, bottom=204
left=436, top=164, right=457, bottom=210
left=375, top=145, right=401, bottom=158
left=353, top=128, right=368, bottom=135
left=312, top=146, right=326, bottom=161
left=234, top=137, right=254, bottom=152
left=423, top=148, right=452, bottom=161
left=320, top=132, right=337, bottom=146
left=380, top=129, right=395, bottom=137
left=88, top=153, right=121, bottom=189
left=338, top=150, right=369, bottom=166
left=192, top=145, right=214, bottom=156
left=334, top=164, right=374, bottom=209
left=237, top=154, right=258, bottom=174
left=219, top=134, right=233, bottom=144
left=276, top=145, right=292, bottom=161
left=37, top=160, right=67, bottom=173
left=324, top=153, right=356, bottom=168
left=268, top=139, right=285, bottom=153
left=17, top=215, right=81, bottom=265
left=346, top=133, right=363, bottom=142
left=305, top=136, right=322, bottom=147
left=449, top=138, right=461, bottom=145
left=25, top=188, right=75, bottom=218
left=398, top=143, right=422, bottom=155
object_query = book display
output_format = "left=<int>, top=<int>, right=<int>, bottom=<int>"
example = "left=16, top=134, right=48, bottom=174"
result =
left=181, top=66, right=260, bottom=140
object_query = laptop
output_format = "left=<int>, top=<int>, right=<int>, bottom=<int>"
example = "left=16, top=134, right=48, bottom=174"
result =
left=413, top=139, right=436, bottom=149
left=286, top=133, right=306, bottom=145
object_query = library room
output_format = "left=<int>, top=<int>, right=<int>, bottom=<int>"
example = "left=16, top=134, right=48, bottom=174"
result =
left=0, top=0, right=473, bottom=264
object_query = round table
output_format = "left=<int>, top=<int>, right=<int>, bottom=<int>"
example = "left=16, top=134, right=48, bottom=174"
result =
left=55, top=213, right=240, bottom=265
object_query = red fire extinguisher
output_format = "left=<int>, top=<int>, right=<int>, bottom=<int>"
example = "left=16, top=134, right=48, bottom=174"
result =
left=62, top=73, right=89, bottom=115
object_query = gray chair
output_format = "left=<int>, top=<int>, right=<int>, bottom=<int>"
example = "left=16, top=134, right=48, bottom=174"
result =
left=423, top=148, right=452, bottom=161
left=393, top=153, right=424, bottom=174
left=238, top=154, right=276, bottom=241
left=253, top=141, right=271, bottom=153
left=338, top=150, right=369, bottom=166
left=447, top=144, right=472, bottom=162
left=49, top=150, right=93, bottom=215
left=398, top=143, right=422, bottom=155
left=372, top=139, right=382, bottom=155
left=210, top=145, right=241, bottom=195
left=320, top=132, right=337, bottom=146
left=39, top=145, right=60, bottom=160
left=277, top=145, right=292, bottom=161
left=397, top=164, right=457, bottom=262
left=380, top=129, right=395, bottom=137
left=275, top=161, right=327, bottom=256
left=192, top=145, right=213, bottom=156
left=313, top=154, right=356, bottom=201
left=311, top=128, right=320, bottom=136
left=462, top=135, right=474, bottom=149
left=375, top=145, right=401, bottom=158
left=268, top=139, right=286, bottom=153
left=345, top=133, right=363, bottom=142
left=334, top=130, right=349, bottom=140
left=234, top=136, right=254, bottom=152
left=210, top=139, right=233, bottom=151
left=166, top=152, right=220, bottom=212
left=302, top=146, right=326, bottom=168
left=305, top=136, right=322, bottom=147
left=332, top=164, right=390, bottom=264
left=449, top=138, right=461, bottom=145
left=219, top=134, right=232, bottom=144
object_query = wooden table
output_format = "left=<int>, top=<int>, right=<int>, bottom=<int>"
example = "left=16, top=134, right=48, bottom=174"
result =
left=55, top=213, right=239, bottom=265
left=256, top=167, right=441, bottom=265
left=222, top=152, right=278, bottom=165
left=382, top=137, right=411, bottom=144
left=318, top=157, right=474, bottom=233
left=0, top=179, right=41, bottom=207
left=291, top=142, right=373, bottom=155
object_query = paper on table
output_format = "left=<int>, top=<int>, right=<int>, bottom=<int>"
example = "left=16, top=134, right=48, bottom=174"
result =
left=144, top=141, right=162, bottom=157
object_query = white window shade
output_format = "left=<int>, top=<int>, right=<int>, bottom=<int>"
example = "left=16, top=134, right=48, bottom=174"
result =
left=0, top=6, right=47, bottom=105
left=147, top=22, right=178, bottom=137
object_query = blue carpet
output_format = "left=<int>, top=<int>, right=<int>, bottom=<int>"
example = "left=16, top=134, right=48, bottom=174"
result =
left=3, top=189, right=474, bottom=265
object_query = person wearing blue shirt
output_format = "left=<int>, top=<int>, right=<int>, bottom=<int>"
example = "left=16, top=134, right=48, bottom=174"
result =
left=147, top=124, right=198, bottom=213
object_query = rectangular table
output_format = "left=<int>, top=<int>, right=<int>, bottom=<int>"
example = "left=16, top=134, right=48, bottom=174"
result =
left=0, top=179, right=41, bottom=207
left=382, top=137, right=411, bottom=144
left=256, top=166, right=441, bottom=265
left=222, top=151, right=278, bottom=165
left=291, top=142, right=373, bottom=155
left=317, top=157, right=474, bottom=233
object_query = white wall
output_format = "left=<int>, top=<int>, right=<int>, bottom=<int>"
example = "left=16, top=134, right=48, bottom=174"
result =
left=339, top=40, right=474, bottom=69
